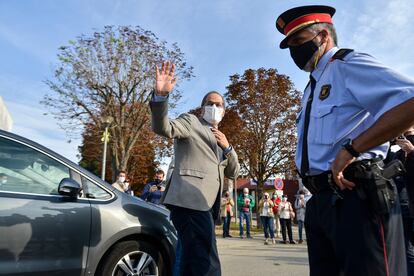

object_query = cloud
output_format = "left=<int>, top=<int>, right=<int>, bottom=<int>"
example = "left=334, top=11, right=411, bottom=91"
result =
left=348, top=0, right=414, bottom=76
left=6, top=100, right=81, bottom=162
left=0, top=73, right=81, bottom=162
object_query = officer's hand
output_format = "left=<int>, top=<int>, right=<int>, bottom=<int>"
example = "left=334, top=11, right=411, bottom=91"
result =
left=331, top=149, right=356, bottom=190
left=211, top=128, right=230, bottom=149
left=155, top=61, right=177, bottom=96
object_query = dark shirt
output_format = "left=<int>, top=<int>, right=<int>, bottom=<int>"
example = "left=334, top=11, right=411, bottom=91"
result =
left=140, top=181, right=164, bottom=204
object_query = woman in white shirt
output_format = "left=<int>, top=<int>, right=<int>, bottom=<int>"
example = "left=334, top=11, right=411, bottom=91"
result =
left=258, top=192, right=275, bottom=245
left=278, top=195, right=296, bottom=244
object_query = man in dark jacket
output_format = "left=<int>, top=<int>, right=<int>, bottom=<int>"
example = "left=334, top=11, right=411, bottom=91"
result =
left=387, top=127, right=414, bottom=274
left=140, top=169, right=165, bottom=204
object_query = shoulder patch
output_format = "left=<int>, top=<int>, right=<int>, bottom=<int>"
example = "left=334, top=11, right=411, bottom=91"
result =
left=331, top=48, right=354, bottom=61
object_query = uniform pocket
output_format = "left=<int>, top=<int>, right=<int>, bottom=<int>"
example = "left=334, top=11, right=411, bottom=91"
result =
left=178, top=169, right=206, bottom=179
left=309, top=104, right=337, bottom=144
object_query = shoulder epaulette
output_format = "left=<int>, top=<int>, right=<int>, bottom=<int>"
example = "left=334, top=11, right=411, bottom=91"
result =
left=331, top=48, right=354, bottom=61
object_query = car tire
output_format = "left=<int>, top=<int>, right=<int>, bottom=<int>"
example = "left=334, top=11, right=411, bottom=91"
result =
left=96, top=240, right=165, bottom=276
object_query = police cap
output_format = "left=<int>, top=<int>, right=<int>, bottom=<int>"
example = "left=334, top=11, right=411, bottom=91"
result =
left=276, top=5, right=335, bottom=49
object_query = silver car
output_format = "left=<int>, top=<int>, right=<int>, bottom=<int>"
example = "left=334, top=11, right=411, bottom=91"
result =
left=0, top=130, right=177, bottom=275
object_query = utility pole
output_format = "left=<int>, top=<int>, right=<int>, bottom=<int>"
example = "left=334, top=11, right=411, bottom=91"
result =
left=101, top=116, right=113, bottom=180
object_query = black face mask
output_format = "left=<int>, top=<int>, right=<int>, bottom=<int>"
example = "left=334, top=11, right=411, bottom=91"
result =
left=155, top=179, right=162, bottom=184
left=405, top=135, right=414, bottom=144
left=289, top=34, right=320, bottom=70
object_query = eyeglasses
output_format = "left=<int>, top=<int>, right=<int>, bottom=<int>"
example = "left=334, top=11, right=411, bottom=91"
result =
left=204, top=101, right=224, bottom=108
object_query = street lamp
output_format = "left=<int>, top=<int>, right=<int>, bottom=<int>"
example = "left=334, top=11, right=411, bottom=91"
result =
left=101, top=115, right=113, bottom=180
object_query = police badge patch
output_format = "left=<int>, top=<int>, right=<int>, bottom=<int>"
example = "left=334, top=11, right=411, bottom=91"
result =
left=319, top=85, right=331, bottom=100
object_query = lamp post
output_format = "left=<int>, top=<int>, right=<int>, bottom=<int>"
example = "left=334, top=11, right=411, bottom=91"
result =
left=101, top=115, right=113, bottom=180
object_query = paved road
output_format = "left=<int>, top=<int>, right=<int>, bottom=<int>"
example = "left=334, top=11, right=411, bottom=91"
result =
left=217, top=234, right=309, bottom=276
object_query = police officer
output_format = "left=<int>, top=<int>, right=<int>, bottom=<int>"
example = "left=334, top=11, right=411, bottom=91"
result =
left=275, top=5, right=414, bottom=276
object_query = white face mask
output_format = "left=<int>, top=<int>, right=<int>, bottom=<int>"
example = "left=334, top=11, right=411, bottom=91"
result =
left=1, top=179, right=6, bottom=184
left=119, top=176, right=126, bottom=183
left=203, top=105, right=223, bottom=125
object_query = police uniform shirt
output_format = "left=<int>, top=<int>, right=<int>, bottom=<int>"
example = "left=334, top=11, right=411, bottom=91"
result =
left=296, top=47, right=414, bottom=175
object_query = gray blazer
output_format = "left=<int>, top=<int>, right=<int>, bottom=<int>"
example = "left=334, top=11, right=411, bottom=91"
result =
left=150, top=100, right=239, bottom=211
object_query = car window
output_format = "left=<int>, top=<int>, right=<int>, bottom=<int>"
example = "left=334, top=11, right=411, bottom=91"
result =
left=0, top=137, right=70, bottom=195
left=81, top=177, right=111, bottom=199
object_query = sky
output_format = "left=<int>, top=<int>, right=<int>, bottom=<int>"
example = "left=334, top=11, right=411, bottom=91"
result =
left=0, top=0, right=413, bottom=168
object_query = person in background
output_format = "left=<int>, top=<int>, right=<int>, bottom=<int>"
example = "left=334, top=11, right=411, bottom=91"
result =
left=258, top=192, right=276, bottom=245
left=220, top=190, right=234, bottom=238
left=237, top=188, right=255, bottom=239
left=386, top=127, right=414, bottom=274
left=140, top=169, right=165, bottom=204
left=271, top=193, right=282, bottom=238
left=278, top=195, right=296, bottom=244
left=112, top=171, right=133, bottom=194
left=295, top=190, right=306, bottom=243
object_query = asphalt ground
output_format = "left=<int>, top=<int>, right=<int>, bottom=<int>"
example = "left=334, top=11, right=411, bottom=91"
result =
left=217, top=226, right=309, bottom=276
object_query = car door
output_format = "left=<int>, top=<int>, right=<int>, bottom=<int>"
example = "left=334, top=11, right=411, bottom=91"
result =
left=0, top=135, right=91, bottom=276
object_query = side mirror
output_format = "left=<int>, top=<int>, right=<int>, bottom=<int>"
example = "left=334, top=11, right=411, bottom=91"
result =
left=58, top=178, right=81, bottom=198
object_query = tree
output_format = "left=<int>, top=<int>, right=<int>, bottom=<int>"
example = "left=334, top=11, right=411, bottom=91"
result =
left=42, top=26, right=193, bottom=179
left=221, top=68, right=301, bottom=210
left=78, top=120, right=162, bottom=194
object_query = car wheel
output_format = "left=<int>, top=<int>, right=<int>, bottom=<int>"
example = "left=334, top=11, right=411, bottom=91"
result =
left=96, top=240, right=164, bottom=276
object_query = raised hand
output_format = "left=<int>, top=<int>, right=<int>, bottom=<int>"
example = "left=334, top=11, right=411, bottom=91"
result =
left=155, top=61, right=177, bottom=96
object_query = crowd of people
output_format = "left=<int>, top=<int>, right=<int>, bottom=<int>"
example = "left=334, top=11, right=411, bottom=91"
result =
left=222, top=187, right=310, bottom=245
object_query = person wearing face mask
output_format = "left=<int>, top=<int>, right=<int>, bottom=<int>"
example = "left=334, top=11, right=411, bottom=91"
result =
left=271, top=193, right=281, bottom=238
left=276, top=5, right=414, bottom=275
left=140, top=169, right=165, bottom=204
left=150, top=61, right=239, bottom=276
left=258, top=192, right=275, bottom=245
left=112, top=171, right=128, bottom=193
left=294, top=190, right=306, bottom=244
left=237, top=187, right=255, bottom=239
left=220, top=190, right=234, bottom=238
left=278, top=195, right=295, bottom=244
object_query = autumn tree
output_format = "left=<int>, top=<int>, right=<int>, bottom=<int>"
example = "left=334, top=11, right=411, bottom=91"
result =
left=221, top=68, right=301, bottom=209
left=42, top=26, right=193, bottom=180
left=78, top=119, right=163, bottom=194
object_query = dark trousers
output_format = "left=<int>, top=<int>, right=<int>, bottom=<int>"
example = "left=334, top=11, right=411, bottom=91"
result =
left=169, top=205, right=221, bottom=276
left=222, top=213, right=231, bottom=237
left=280, top=218, right=293, bottom=242
left=305, top=188, right=406, bottom=276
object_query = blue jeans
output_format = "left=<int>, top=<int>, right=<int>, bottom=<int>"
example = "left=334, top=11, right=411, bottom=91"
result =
left=297, top=220, right=304, bottom=241
left=222, top=213, right=231, bottom=236
left=260, top=216, right=275, bottom=239
left=239, top=211, right=251, bottom=236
